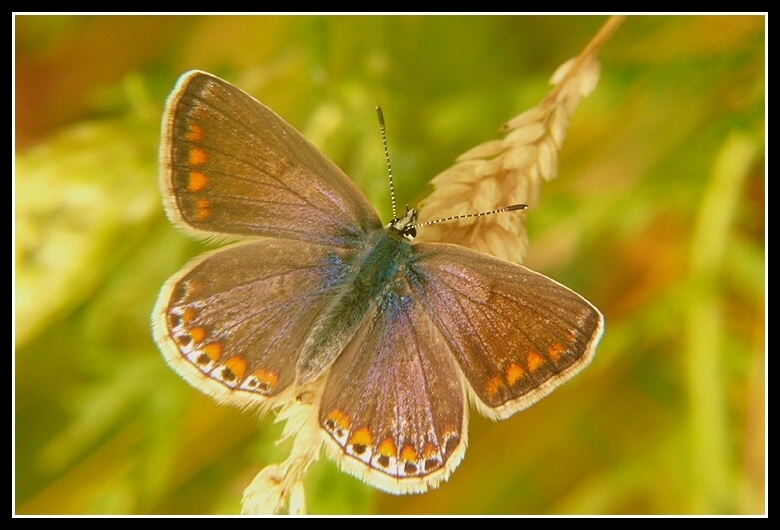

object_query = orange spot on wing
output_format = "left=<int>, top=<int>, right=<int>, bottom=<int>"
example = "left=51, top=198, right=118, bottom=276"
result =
left=186, top=123, right=204, bottom=142
left=401, top=445, right=419, bottom=463
left=254, top=368, right=279, bottom=390
left=182, top=308, right=197, bottom=324
left=548, top=343, right=566, bottom=362
left=325, top=409, right=351, bottom=431
left=506, top=363, right=525, bottom=386
left=349, top=427, right=373, bottom=447
left=486, top=375, right=502, bottom=398
left=188, top=327, right=206, bottom=344
left=378, top=438, right=397, bottom=457
left=527, top=351, right=544, bottom=372
left=203, top=343, right=222, bottom=362
left=187, top=171, right=208, bottom=192
left=423, top=442, right=439, bottom=459
left=188, top=147, right=208, bottom=166
left=223, top=356, right=247, bottom=379
left=194, top=198, right=211, bottom=220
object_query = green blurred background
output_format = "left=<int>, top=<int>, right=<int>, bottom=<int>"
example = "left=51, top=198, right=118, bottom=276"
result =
left=14, top=15, right=765, bottom=515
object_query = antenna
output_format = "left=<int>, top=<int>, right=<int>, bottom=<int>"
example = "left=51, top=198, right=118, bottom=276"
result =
left=376, top=107, right=526, bottom=231
left=376, top=107, right=398, bottom=220
left=414, top=204, right=527, bottom=228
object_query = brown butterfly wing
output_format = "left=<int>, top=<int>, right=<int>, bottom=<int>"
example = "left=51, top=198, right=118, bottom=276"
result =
left=318, top=282, right=468, bottom=494
left=153, top=239, right=360, bottom=408
left=409, top=241, right=604, bottom=420
left=160, top=70, right=382, bottom=248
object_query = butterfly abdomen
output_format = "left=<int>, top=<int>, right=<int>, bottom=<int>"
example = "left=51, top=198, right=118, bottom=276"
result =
left=296, top=230, right=414, bottom=385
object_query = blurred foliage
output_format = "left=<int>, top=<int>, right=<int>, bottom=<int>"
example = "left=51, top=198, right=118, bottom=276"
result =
left=14, top=15, right=765, bottom=515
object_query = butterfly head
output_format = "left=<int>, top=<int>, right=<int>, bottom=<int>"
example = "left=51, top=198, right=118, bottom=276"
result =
left=387, top=207, right=418, bottom=242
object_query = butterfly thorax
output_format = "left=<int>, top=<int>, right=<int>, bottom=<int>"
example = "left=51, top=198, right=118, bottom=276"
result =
left=295, top=216, right=417, bottom=385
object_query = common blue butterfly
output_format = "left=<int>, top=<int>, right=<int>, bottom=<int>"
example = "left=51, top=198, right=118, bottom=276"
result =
left=152, top=70, right=604, bottom=494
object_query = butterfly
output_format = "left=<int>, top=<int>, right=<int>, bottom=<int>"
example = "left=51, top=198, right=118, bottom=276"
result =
left=152, top=70, right=604, bottom=495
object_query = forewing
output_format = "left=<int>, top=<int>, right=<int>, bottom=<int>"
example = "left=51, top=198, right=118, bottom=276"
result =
left=410, top=242, right=604, bottom=420
left=319, top=286, right=467, bottom=494
left=153, top=239, right=357, bottom=408
left=160, top=70, right=382, bottom=247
